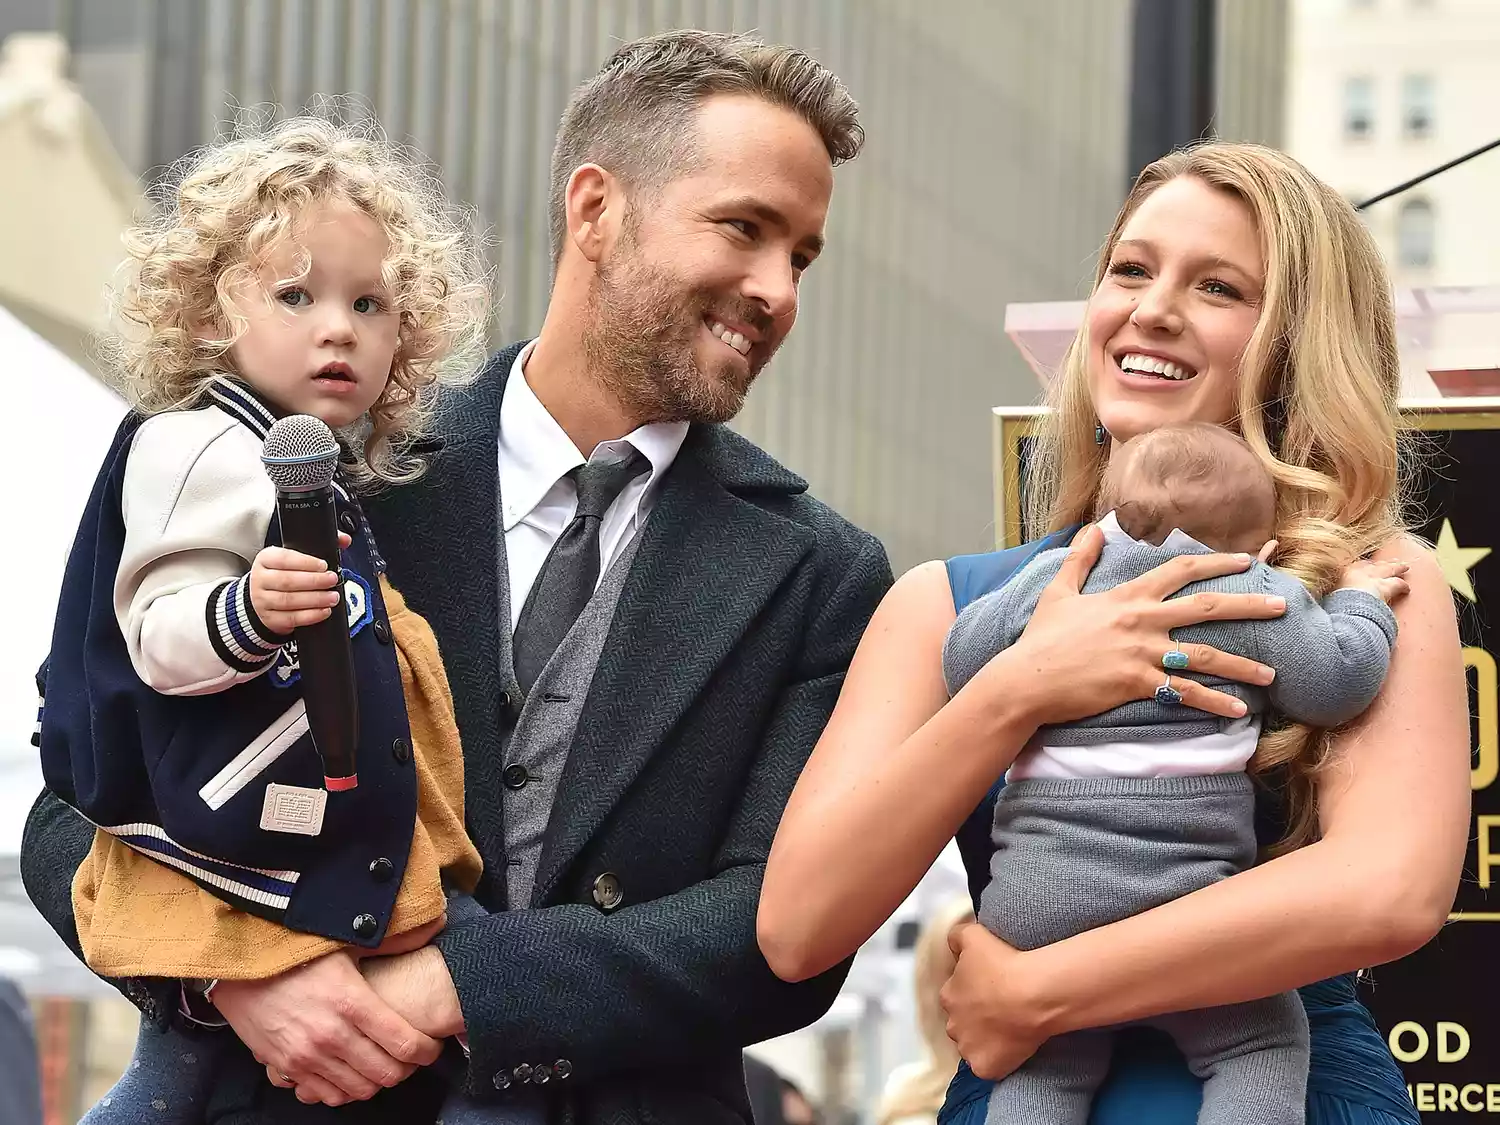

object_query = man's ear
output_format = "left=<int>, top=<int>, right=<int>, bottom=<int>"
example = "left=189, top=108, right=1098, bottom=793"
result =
left=565, top=164, right=619, bottom=264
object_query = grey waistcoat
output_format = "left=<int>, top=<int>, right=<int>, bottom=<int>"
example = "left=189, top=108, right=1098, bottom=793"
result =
left=493, top=505, right=643, bottom=909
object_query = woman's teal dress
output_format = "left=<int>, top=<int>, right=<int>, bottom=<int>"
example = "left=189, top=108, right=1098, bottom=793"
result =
left=936, top=533, right=1418, bottom=1125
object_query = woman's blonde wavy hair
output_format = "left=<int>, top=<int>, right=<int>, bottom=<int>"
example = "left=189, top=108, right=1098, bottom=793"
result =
left=103, top=105, right=491, bottom=488
left=1025, top=141, right=1410, bottom=855
left=875, top=897, right=974, bottom=1125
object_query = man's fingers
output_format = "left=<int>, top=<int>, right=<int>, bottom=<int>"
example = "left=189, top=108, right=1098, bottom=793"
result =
left=1155, top=590, right=1286, bottom=631
left=350, top=990, right=443, bottom=1068
left=269, top=1064, right=353, bottom=1107
left=1042, top=524, right=1103, bottom=601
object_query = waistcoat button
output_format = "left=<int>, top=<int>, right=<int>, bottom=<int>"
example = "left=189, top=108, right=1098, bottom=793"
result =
left=391, top=738, right=410, bottom=764
left=352, top=913, right=378, bottom=940
left=368, top=857, right=394, bottom=883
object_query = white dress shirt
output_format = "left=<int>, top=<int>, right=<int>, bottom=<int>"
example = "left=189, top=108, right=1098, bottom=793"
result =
left=497, top=341, right=689, bottom=632
left=1007, top=510, right=1262, bottom=781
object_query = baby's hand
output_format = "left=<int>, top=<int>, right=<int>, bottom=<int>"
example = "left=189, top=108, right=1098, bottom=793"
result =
left=248, top=532, right=353, bottom=635
left=1338, top=558, right=1410, bottom=605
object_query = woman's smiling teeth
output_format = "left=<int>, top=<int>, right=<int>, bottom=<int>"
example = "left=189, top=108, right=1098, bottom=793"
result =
left=1119, top=352, right=1196, bottom=381
left=709, top=319, right=752, bottom=356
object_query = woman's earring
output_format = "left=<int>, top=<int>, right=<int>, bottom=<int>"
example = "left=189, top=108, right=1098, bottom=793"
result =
left=1094, top=423, right=1108, bottom=446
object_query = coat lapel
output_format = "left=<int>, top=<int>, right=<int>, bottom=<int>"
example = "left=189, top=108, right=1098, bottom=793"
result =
left=533, top=425, right=815, bottom=897
left=365, top=344, right=522, bottom=878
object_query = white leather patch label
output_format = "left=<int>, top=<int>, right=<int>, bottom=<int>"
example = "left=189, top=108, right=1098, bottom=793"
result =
left=259, top=783, right=327, bottom=837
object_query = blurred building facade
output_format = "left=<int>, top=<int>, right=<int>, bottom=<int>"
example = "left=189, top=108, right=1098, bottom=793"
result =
left=1287, top=0, right=1500, bottom=291
left=2, top=0, right=1288, bottom=574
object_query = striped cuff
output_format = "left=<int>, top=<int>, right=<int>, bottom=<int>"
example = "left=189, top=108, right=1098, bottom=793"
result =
left=207, top=577, right=289, bottom=673
left=30, top=689, right=42, bottom=748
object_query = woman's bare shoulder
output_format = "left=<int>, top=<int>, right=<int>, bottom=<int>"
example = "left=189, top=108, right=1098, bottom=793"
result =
left=883, top=560, right=959, bottom=625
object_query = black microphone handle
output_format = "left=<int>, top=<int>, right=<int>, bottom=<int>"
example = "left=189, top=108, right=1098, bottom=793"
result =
left=275, top=485, right=359, bottom=790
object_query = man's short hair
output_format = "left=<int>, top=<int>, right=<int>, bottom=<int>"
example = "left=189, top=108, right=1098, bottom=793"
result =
left=548, top=30, right=863, bottom=266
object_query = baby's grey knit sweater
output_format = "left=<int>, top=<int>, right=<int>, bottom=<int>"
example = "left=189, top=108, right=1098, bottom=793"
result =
left=943, top=538, right=1397, bottom=744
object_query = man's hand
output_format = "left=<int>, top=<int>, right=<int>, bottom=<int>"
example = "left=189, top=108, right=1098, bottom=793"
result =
left=211, top=949, right=442, bottom=1106
left=361, top=946, right=465, bottom=1040
left=940, top=923, right=1055, bottom=1081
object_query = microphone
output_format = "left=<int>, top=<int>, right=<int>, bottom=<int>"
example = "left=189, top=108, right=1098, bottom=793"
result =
left=261, top=415, right=358, bottom=791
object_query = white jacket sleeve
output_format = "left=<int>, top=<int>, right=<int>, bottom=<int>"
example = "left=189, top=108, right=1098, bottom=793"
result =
left=114, top=410, right=287, bottom=696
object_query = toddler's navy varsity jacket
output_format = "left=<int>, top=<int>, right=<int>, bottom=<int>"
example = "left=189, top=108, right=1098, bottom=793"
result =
left=36, top=378, right=418, bottom=949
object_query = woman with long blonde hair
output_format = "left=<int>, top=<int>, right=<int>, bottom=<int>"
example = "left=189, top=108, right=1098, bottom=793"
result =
left=876, top=898, right=974, bottom=1125
left=758, top=142, right=1469, bottom=1124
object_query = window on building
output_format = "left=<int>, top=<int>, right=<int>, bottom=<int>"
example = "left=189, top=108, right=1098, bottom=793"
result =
left=1344, top=77, right=1375, bottom=139
left=1402, top=75, right=1434, bottom=138
left=1397, top=198, right=1435, bottom=268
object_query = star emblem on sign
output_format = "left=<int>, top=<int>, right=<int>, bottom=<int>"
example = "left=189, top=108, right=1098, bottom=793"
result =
left=1433, top=518, right=1491, bottom=603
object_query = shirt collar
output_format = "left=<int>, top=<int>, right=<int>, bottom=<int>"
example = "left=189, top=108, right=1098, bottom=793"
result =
left=498, top=341, right=689, bottom=531
left=1096, top=509, right=1210, bottom=553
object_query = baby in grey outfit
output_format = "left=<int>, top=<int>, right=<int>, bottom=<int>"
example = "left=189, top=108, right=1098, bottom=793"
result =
left=944, top=422, right=1400, bottom=1125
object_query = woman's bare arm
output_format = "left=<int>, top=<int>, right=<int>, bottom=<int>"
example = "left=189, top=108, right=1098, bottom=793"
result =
left=758, top=529, right=1285, bottom=982
left=758, top=562, right=1027, bottom=980
left=1001, top=538, right=1469, bottom=1037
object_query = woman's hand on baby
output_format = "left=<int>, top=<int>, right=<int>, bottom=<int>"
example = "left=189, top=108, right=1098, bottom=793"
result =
left=981, top=522, right=1286, bottom=725
left=941, top=923, right=1050, bottom=1081
left=1339, top=558, right=1411, bottom=605
left=248, top=532, right=353, bottom=636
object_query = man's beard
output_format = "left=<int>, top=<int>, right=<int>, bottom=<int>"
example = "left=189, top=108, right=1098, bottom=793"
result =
left=582, top=243, right=777, bottom=426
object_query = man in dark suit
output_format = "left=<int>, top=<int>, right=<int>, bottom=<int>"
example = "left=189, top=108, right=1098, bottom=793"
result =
left=22, top=28, right=890, bottom=1125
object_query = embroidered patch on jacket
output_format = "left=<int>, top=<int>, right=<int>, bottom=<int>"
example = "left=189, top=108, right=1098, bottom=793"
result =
left=269, top=569, right=375, bottom=689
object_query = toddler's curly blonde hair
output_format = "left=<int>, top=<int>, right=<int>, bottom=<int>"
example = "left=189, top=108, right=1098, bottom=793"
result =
left=104, top=107, right=491, bottom=487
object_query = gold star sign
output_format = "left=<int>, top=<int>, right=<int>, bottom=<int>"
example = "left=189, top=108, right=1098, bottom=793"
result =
left=1434, top=518, right=1491, bottom=603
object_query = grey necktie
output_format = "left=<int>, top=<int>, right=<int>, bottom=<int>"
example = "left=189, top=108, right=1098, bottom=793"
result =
left=512, top=451, right=647, bottom=694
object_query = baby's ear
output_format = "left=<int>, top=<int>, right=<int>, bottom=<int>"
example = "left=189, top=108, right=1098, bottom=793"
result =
left=1256, top=539, right=1279, bottom=564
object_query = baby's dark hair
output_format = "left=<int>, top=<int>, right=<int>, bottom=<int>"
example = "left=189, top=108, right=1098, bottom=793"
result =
left=1097, top=422, right=1276, bottom=554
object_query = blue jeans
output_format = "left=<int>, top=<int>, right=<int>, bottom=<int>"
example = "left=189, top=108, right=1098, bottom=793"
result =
left=83, top=1021, right=545, bottom=1124
left=81, top=1022, right=232, bottom=1124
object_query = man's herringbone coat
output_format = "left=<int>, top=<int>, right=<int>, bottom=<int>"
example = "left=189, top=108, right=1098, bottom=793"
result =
left=22, top=341, right=893, bottom=1125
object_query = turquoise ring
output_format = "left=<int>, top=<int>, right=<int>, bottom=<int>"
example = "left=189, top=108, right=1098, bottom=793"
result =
left=1154, top=676, right=1184, bottom=706
left=1162, top=649, right=1190, bottom=671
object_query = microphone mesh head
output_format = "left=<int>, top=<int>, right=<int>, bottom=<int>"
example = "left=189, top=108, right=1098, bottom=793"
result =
left=261, top=415, right=340, bottom=491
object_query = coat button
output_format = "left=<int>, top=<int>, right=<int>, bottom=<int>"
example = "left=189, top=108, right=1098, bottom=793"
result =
left=512, top=1063, right=533, bottom=1084
left=530, top=1063, right=552, bottom=1085
left=499, top=690, right=512, bottom=709
left=502, top=764, right=529, bottom=790
left=339, top=511, right=357, bottom=535
left=352, top=914, right=378, bottom=940
left=368, top=857, right=394, bottom=883
left=552, top=1059, right=572, bottom=1080
left=391, top=737, right=410, bottom=764
left=591, top=872, right=623, bottom=912
left=492, top=1070, right=512, bottom=1090
left=373, top=620, right=392, bottom=644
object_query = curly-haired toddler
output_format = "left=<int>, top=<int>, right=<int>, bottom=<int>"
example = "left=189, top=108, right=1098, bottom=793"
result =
left=35, top=111, right=491, bottom=1123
